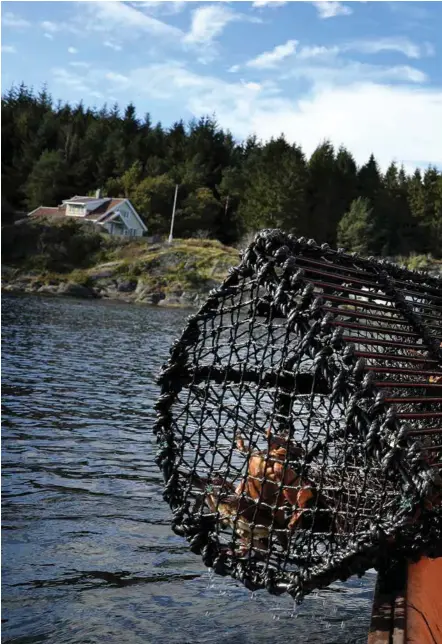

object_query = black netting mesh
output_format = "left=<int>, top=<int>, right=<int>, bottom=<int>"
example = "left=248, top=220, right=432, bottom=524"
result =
left=154, top=230, right=442, bottom=602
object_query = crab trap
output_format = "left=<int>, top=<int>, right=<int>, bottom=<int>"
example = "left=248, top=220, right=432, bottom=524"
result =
left=153, top=230, right=442, bottom=602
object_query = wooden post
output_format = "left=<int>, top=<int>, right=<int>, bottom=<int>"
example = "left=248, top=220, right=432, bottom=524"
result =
left=368, top=562, right=406, bottom=644
left=168, top=184, right=179, bottom=244
left=368, top=557, right=442, bottom=643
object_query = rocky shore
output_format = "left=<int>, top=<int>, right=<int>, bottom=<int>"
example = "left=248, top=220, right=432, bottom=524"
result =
left=2, top=268, right=216, bottom=308
left=3, top=217, right=441, bottom=309
left=2, top=238, right=239, bottom=309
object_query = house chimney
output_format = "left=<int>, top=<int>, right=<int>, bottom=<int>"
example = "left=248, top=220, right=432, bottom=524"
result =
left=95, top=189, right=101, bottom=199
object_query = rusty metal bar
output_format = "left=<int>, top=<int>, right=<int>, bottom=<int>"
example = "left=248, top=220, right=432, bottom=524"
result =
left=407, top=428, right=442, bottom=436
left=375, top=381, right=442, bottom=389
left=295, top=255, right=442, bottom=299
left=307, top=271, right=442, bottom=309
left=322, top=294, right=399, bottom=313
left=303, top=265, right=382, bottom=288
left=344, top=337, right=426, bottom=350
left=396, top=412, right=442, bottom=419
left=311, top=279, right=392, bottom=302
left=356, top=352, right=437, bottom=364
left=319, top=293, right=442, bottom=323
left=366, top=366, right=442, bottom=376
left=295, top=256, right=378, bottom=279
left=325, top=306, right=441, bottom=333
left=331, top=321, right=419, bottom=337
left=385, top=397, right=442, bottom=404
left=324, top=307, right=412, bottom=326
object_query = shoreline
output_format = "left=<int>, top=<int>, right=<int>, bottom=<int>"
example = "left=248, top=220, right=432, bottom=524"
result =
left=1, top=277, right=206, bottom=309
left=2, top=230, right=239, bottom=310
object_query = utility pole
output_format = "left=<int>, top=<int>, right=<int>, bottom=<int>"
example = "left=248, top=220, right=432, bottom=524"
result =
left=168, top=184, right=179, bottom=244
left=224, top=195, right=229, bottom=218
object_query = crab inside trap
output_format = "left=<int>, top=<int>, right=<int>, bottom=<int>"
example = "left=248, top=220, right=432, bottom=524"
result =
left=154, top=229, right=442, bottom=602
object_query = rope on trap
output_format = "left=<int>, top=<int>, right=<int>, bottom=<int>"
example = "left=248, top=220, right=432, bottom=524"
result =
left=153, top=229, right=442, bottom=602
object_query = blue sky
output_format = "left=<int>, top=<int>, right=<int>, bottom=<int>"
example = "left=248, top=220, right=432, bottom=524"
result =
left=2, top=1, right=442, bottom=172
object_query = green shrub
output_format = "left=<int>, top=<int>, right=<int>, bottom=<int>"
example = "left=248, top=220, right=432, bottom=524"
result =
left=2, top=219, right=104, bottom=272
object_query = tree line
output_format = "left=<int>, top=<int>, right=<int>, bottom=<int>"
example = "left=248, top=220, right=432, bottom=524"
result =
left=2, top=83, right=442, bottom=257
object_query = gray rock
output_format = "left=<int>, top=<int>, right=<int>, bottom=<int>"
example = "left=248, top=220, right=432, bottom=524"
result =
left=89, top=269, right=116, bottom=280
left=151, top=291, right=166, bottom=305
left=135, top=279, right=150, bottom=295
left=158, top=296, right=182, bottom=307
left=37, top=284, right=59, bottom=294
left=58, top=282, right=97, bottom=298
left=117, top=279, right=137, bottom=293
left=1, top=265, right=17, bottom=279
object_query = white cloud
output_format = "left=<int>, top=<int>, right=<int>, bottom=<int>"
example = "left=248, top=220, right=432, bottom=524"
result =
left=101, top=61, right=441, bottom=171
left=313, top=2, right=352, bottom=19
left=2, top=12, right=31, bottom=28
left=41, top=20, right=60, bottom=33
left=297, top=37, right=433, bottom=62
left=52, top=68, right=90, bottom=93
left=246, top=39, right=298, bottom=69
left=298, top=45, right=339, bottom=60
left=83, top=1, right=182, bottom=39
left=68, top=47, right=78, bottom=54
left=252, top=1, right=287, bottom=7
left=104, top=40, right=123, bottom=52
left=184, top=4, right=237, bottom=44
left=347, top=37, right=423, bottom=59
left=106, top=71, right=130, bottom=85
left=136, top=1, right=186, bottom=14
left=229, top=64, right=240, bottom=73
left=283, top=59, right=427, bottom=86
left=39, top=18, right=81, bottom=38
left=1, top=45, right=17, bottom=54
left=69, top=61, right=91, bottom=68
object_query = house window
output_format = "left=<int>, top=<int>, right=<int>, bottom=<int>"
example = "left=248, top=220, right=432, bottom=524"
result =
left=67, top=203, right=85, bottom=215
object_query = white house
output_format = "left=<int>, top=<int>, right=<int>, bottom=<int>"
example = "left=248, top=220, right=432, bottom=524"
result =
left=28, top=191, right=147, bottom=237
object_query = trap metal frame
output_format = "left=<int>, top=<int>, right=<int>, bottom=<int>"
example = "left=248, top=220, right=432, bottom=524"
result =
left=154, top=230, right=442, bottom=602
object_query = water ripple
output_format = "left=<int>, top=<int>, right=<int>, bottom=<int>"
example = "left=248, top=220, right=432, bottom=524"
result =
left=2, top=294, right=375, bottom=643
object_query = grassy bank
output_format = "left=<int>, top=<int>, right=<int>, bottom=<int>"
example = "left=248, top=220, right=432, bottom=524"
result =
left=2, top=218, right=441, bottom=307
left=1, top=218, right=239, bottom=306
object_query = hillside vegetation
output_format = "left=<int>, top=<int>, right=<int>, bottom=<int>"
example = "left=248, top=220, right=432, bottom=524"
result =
left=2, top=218, right=239, bottom=307
left=2, top=84, right=442, bottom=259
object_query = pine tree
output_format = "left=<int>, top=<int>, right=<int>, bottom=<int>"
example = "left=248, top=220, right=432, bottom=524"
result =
left=24, top=149, right=69, bottom=210
left=238, top=136, right=307, bottom=234
left=337, top=197, right=374, bottom=255
left=2, top=82, right=442, bottom=254
left=305, top=141, right=337, bottom=244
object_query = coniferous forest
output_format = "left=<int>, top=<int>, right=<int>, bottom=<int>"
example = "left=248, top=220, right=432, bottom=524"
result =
left=2, top=83, right=442, bottom=257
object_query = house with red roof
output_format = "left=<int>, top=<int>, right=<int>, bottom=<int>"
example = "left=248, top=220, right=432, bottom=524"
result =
left=28, top=191, right=148, bottom=237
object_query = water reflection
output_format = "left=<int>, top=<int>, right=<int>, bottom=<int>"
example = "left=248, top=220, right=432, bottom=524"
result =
left=2, top=294, right=374, bottom=643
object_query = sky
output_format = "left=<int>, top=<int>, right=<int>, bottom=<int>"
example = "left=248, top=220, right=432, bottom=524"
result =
left=1, top=0, right=442, bottom=172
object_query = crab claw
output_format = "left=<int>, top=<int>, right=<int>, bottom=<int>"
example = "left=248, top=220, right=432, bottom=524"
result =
left=287, top=485, right=316, bottom=530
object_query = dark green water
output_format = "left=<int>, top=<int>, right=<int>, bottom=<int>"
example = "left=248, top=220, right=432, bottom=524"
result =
left=2, top=294, right=375, bottom=643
